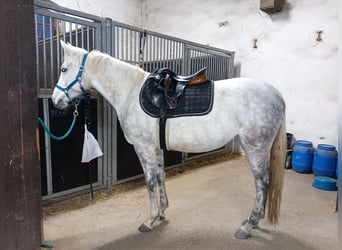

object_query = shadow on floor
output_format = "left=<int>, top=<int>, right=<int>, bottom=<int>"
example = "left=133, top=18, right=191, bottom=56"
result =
left=49, top=220, right=319, bottom=250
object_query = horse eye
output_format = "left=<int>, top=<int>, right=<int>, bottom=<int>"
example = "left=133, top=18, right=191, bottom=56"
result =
left=61, top=67, right=67, bottom=73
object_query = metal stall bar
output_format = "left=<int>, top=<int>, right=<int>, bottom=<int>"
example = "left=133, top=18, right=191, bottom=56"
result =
left=101, top=18, right=117, bottom=188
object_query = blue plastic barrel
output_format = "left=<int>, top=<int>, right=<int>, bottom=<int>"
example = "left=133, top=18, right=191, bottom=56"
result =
left=292, top=140, right=313, bottom=173
left=313, top=144, right=337, bottom=177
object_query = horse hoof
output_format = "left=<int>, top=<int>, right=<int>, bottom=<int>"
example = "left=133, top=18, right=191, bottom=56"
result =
left=138, top=224, right=152, bottom=233
left=241, top=219, right=248, bottom=225
left=234, top=229, right=251, bottom=239
left=160, top=215, right=166, bottom=221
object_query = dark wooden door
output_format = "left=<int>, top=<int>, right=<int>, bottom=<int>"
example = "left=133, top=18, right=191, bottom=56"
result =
left=0, top=1, right=42, bottom=249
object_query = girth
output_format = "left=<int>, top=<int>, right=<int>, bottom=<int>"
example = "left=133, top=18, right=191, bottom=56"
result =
left=139, top=68, right=214, bottom=150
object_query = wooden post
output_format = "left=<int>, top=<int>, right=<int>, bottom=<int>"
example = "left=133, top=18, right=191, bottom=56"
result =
left=0, top=0, right=42, bottom=249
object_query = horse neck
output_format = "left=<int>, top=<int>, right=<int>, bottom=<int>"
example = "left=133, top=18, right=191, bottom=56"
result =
left=85, top=52, right=148, bottom=114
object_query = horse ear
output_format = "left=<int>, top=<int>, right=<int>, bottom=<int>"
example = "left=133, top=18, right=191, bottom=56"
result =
left=60, top=40, right=72, bottom=56
left=60, top=39, right=67, bottom=49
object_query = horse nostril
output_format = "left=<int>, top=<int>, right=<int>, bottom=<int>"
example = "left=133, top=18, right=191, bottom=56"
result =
left=59, top=101, right=68, bottom=110
left=53, top=99, right=66, bottom=110
left=52, top=93, right=67, bottom=110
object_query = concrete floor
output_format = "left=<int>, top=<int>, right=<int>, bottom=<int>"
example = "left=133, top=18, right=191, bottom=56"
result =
left=43, top=155, right=338, bottom=250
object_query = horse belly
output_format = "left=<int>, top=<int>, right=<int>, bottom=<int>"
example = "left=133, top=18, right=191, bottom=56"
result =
left=166, top=114, right=238, bottom=153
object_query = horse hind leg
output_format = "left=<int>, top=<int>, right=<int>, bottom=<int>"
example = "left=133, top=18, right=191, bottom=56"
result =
left=235, top=151, right=271, bottom=239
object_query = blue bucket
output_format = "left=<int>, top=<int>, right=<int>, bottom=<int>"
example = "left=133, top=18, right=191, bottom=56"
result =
left=292, top=140, right=313, bottom=173
left=312, top=176, right=337, bottom=191
left=313, top=144, right=337, bottom=177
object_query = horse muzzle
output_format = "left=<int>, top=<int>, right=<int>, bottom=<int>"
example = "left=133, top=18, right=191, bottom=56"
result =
left=51, top=91, right=70, bottom=110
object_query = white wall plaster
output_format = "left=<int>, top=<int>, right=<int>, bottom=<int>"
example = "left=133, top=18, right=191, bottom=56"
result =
left=52, top=0, right=142, bottom=26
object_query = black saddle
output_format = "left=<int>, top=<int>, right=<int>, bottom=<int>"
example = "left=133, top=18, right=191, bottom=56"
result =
left=140, top=67, right=210, bottom=111
left=139, top=67, right=214, bottom=150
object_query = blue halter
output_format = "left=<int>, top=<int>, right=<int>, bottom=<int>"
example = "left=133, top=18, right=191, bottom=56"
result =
left=38, top=51, right=90, bottom=140
left=55, top=51, right=90, bottom=103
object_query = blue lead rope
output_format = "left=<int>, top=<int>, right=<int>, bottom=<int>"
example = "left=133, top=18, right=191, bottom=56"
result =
left=38, top=104, right=79, bottom=141
left=38, top=116, right=76, bottom=141
left=40, top=243, right=54, bottom=249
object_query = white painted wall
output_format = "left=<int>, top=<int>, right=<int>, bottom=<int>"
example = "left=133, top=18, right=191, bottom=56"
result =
left=52, top=0, right=142, bottom=27
left=53, top=0, right=338, bottom=147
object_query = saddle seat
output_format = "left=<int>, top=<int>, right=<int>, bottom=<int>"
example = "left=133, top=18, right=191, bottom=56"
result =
left=171, top=67, right=207, bottom=84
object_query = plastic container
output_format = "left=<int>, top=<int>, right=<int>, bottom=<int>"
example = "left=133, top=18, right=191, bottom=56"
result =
left=285, top=150, right=292, bottom=169
left=312, top=176, right=337, bottom=191
left=286, top=133, right=296, bottom=149
left=292, top=140, right=313, bottom=173
left=312, top=144, right=337, bottom=177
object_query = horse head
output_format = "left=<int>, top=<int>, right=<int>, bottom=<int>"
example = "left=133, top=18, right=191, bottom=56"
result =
left=52, top=40, right=91, bottom=110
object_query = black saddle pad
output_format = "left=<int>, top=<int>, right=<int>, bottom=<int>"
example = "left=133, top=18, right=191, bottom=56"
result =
left=140, top=79, right=214, bottom=118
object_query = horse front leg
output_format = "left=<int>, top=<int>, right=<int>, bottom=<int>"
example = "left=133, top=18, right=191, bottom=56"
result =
left=156, top=150, right=168, bottom=220
left=135, top=146, right=161, bottom=232
left=138, top=149, right=169, bottom=232
left=138, top=166, right=160, bottom=232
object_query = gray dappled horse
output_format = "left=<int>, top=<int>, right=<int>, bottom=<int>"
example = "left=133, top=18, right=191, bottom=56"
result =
left=52, top=41, right=286, bottom=239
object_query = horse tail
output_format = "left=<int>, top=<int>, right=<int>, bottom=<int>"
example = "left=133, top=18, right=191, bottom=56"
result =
left=267, top=116, right=286, bottom=225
